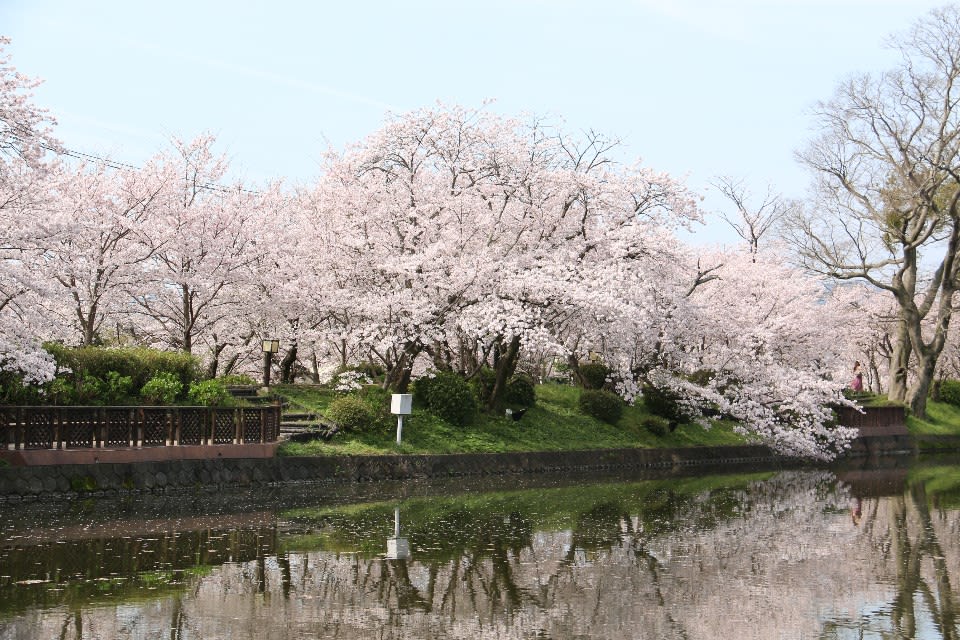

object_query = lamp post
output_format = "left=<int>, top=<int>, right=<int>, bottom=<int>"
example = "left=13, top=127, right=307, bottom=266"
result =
left=262, top=339, right=280, bottom=388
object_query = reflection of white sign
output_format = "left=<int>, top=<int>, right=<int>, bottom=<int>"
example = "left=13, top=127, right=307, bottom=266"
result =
left=386, top=507, right=411, bottom=560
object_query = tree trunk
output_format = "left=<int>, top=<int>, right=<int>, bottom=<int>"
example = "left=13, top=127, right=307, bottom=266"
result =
left=486, top=335, right=521, bottom=412
left=887, top=319, right=911, bottom=404
left=908, top=352, right=938, bottom=418
left=382, top=345, right=420, bottom=392
left=221, top=352, right=240, bottom=377
left=280, top=344, right=298, bottom=383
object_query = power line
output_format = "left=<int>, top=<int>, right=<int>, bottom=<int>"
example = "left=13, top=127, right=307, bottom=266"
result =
left=40, top=142, right=263, bottom=196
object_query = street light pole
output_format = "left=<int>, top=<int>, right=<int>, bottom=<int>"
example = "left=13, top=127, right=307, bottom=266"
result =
left=261, top=339, right=280, bottom=388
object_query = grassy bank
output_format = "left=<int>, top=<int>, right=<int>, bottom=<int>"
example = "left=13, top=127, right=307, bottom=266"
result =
left=276, top=384, right=960, bottom=458
left=276, top=383, right=746, bottom=456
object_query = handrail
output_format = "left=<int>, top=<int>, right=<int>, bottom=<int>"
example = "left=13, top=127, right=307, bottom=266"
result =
left=0, top=405, right=281, bottom=450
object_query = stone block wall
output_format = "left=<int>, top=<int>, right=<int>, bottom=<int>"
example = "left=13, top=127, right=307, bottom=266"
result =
left=0, top=445, right=782, bottom=501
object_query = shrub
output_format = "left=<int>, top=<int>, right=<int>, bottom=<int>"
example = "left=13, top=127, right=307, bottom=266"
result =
left=327, top=395, right=377, bottom=432
left=46, top=372, right=106, bottom=405
left=414, top=371, right=477, bottom=426
left=353, top=361, right=386, bottom=380
left=188, top=379, right=232, bottom=406
left=939, top=379, right=960, bottom=407
left=504, top=375, right=536, bottom=408
left=140, top=372, right=183, bottom=405
left=43, top=344, right=201, bottom=395
left=578, top=363, right=610, bottom=390
left=642, top=415, right=670, bottom=437
left=643, top=385, right=693, bottom=428
left=467, top=366, right=497, bottom=407
left=0, top=371, right=45, bottom=405
left=102, top=371, right=134, bottom=404
left=218, top=374, right=257, bottom=386
left=578, top=389, right=624, bottom=424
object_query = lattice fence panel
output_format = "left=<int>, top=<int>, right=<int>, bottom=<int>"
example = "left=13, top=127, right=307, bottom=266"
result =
left=0, top=407, right=15, bottom=450
left=23, top=409, right=55, bottom=449
left=242, top=408, right=262, bottom=443
left=141, top=409, right=169, bottom=447
left=64, top=408, right=98, bottom=449
left=179, top=408, right=206, bottom=445
left=212, top=409, right=236, bottom=444
left=264, top=407, right=279, bottom=442
left=103, top=409, right=133, bottom=447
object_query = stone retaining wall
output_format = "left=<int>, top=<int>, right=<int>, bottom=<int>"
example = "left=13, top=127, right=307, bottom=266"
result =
left=0, top=445, right=781, bottom=501
left=1, top=436, right=955, bottom=502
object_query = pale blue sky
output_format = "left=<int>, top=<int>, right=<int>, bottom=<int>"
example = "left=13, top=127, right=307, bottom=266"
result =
left=0, top=0, right=948, bottom=243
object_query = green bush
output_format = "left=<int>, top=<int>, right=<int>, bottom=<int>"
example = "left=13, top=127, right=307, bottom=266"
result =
left=102, top=371, right=134, bottom=404
left=578, top=363, right=610, bottom=390
left=43, top=344, right=201, bottom=395
left=0, top=371, right=45, bottom=405
left=141, top=372, right=183, bottom=405
left=414, top=371, right=477, bottom=426
left=642, top=415, right=670, bottom=437
left=188, top=379, right=232, bottom=406
left=467, top=366, right=497, bottom=407
left=578, top=389, right=624, bottom=424
left=46, top=372, right=107, bottom=405
left=643, top=385, right=693, bottom=428
left=939, top=379, right=960, bottom=407
left=327, top=395, right=378, bottom=432
left=352, top=361, right=386, bottom=380
left=218, top=374, right=257, bottom=386
left=504, top=375, right=536, bottom=408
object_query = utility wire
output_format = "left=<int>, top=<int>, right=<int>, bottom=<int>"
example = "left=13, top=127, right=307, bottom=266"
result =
left=39, top=142, right=262, bottom=195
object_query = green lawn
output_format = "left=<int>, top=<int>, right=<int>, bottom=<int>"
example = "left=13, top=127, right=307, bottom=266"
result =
left=276, top=383, right=747, bottom=457
left=908, top=400, right=960, bottom=436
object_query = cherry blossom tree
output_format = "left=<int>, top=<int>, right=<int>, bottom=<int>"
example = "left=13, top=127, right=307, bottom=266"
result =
left=29, top=159, right=163, bottom=345
left=660, top=248, right=857, bottom=458
left=0, top=37, right=58, bottom=386
left=302, top=104, right=701, bottom=405
left=127, top=136, right=264, bottom=357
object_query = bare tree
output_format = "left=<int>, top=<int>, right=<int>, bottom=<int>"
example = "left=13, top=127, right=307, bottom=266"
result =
left=785, top=5, right=960, bottom=417
left=712, top=176, right=793, bottom=257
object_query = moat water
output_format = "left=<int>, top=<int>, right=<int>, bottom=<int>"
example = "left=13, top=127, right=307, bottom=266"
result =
left=1, top=456, right=958, bottom=639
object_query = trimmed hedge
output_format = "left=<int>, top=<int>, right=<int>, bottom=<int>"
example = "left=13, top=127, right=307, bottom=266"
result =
left=578, top=389, right=624, bottom=424
left=414, top=371, right=478, bottom=426
left=504, top=375, right=537, bottom=408
left=327, top=396, right=378, bottom=432
left=578, top=363, right=610, bottom=390
left=44, top=344, right=201, bottom=396
left=939, top=379, right=960, bottom=407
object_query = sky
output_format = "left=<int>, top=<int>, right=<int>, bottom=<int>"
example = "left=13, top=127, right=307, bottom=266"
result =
left=0, top=0, right=950, bottom=244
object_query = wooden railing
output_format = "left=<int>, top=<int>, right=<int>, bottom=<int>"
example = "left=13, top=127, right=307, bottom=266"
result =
left=836, top=405, right=909, bottom=437
left=0, top=405, right=281, bottom=451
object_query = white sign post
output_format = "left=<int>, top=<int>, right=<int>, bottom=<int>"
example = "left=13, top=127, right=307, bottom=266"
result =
left=390, top=394, right=412, bottom=444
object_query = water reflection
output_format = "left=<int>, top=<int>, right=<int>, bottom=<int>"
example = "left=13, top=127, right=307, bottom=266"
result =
left=1, top=460, right=960, bottom=638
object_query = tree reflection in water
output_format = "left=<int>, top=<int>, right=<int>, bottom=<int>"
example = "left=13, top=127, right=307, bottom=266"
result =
left=3, top=462, right=960, bottom=638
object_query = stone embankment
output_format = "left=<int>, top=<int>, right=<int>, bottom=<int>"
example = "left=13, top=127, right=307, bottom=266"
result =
left=0, top=445, right=784, bottom=502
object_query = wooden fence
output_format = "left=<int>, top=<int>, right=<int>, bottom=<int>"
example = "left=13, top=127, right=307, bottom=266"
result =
left=0, top=405, right=281, bottom=451
left=835, top=405, right=909, bottom=437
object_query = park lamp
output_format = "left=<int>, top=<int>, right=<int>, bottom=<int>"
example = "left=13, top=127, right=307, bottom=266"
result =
left=262, top=339, right=280, bottom=354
